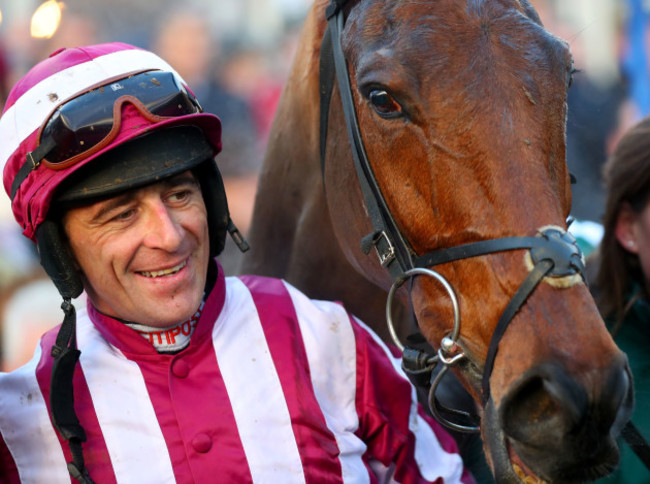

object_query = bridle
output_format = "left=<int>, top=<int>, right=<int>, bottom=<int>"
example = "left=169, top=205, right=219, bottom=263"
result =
left=318, top=0, right=585, bottom=432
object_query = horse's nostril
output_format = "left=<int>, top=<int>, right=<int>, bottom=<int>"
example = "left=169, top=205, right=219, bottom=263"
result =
left=498, top=361, right=633, bottom=481
left=501, top=364, right=588, bottom=445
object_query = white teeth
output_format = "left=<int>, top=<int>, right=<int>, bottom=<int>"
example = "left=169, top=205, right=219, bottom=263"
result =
left=140, top=260, right=186, bottom=278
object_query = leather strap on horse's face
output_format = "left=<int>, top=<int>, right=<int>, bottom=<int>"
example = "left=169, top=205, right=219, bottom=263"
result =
left=393, top=229, right=584, bottom=432
left=320, top=0, right=414, bottom=281
left=318, top=0, right=585, bottom=407
left=413, top=229, right=585, bottom=408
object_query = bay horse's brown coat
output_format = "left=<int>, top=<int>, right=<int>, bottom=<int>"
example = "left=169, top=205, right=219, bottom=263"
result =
left=240, top=0, right=633, bottom=481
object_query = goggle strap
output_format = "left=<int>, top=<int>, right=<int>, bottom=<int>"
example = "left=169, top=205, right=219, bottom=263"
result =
left=11, top=135, right=56, bottom=200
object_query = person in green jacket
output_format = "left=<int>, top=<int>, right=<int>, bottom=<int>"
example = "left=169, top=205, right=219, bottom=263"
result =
left=591, top=115, right=650, bottom=482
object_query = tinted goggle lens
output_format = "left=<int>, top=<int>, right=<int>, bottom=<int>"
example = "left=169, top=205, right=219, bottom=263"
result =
left=40, top=70, right=201, bottom=165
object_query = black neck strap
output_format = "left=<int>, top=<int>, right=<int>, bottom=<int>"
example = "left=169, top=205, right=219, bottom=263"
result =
left=50, top=300, right=95, bottom=483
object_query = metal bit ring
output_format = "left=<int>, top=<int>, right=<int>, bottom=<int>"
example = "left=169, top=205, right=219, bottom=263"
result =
left=385, top=267, right=461, bottom=352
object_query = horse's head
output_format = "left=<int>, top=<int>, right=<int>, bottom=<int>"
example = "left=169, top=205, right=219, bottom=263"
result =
left=320, top=0, right=633, bottom=481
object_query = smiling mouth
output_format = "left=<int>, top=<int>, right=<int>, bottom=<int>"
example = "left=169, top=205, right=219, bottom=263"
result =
left=139, top=260, right=187, bottom=278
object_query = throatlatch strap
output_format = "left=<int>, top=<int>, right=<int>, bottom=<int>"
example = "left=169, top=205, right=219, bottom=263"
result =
left=50, top=299, right=94, bottom=483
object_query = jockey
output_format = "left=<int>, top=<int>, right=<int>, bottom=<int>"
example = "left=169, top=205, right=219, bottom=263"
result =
left=0, top=42, right=474, bottom=483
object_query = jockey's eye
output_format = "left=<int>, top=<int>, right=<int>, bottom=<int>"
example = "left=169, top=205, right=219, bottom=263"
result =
left=368, top=89, right=402, bottom=118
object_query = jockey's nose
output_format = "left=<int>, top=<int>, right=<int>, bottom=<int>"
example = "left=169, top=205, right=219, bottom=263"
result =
left=142, top=201, right=184, bottom=251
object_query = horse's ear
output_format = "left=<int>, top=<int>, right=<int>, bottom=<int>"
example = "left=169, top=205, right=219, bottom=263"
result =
left=520, top=0, right=543, bottom=26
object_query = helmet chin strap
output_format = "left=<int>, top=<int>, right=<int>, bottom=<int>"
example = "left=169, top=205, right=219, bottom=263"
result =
left=35, top=220, right=94, bottom=482
left=50, top=299, right=94, bottom=484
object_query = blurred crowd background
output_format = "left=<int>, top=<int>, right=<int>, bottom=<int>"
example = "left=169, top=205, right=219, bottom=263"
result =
left=0, top=0, right=647, bottom=370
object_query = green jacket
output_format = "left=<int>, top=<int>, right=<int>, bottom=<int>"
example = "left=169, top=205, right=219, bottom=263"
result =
left=597, top=292, right=650, bottom=483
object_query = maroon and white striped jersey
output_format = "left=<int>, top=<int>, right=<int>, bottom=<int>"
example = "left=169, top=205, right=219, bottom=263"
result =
left=0, top=264, right=474, bottom=483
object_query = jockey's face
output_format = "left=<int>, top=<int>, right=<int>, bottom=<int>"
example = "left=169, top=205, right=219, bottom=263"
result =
left=63, top=171, right=210, bottom=327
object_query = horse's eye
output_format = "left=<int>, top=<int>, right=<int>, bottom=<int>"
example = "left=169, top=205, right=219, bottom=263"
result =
left=368, top=89, right=402, bottom=117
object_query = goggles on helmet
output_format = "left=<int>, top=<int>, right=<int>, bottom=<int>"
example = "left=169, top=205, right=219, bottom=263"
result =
left=29, top=69, right=203, bottom=171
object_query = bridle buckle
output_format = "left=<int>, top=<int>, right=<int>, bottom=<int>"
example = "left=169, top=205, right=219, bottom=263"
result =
left=374, top=230, right=396, bottom=267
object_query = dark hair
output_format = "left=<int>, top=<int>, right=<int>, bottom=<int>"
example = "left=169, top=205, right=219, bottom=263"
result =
left=595, top=116, right=650, bottom=326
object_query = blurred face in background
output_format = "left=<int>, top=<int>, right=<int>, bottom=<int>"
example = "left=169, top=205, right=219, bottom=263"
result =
left=154, top=12, right=214, bottom=85
left=616, top=200, right=650, bottom=293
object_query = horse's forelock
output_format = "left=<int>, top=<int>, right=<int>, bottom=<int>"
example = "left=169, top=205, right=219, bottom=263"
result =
left=465, top=0, right=543, bottom=24
left=343, top=0, right=400, bottom=54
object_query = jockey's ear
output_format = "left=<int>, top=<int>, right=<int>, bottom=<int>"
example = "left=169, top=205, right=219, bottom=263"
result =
left=615, top=202, right=640, bottom=254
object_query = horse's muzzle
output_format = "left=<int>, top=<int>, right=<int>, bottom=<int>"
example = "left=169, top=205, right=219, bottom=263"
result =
left=495, top=357, right=634, bottom=482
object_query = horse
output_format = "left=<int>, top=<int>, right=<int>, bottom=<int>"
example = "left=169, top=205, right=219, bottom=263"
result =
left=239, top=0, right=634, bottom=482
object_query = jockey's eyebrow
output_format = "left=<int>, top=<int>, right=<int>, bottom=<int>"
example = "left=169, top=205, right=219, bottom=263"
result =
left=89, top=192, right=136, bottom=223
left=88, top=172, right=198, bottom=223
